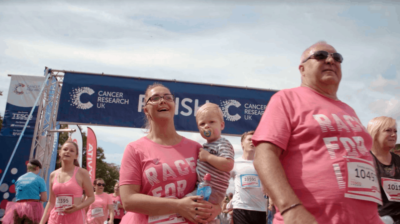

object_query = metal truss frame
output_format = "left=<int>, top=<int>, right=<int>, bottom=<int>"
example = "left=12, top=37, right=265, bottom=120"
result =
left=30, top=68, right=65, bottom=182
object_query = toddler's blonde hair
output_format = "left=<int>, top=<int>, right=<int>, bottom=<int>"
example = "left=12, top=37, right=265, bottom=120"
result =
left=196, top=103, right=224, bottom=122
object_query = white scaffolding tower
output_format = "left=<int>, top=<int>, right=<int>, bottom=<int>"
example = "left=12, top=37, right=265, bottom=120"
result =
left=30, top=68, right=65, bottom=183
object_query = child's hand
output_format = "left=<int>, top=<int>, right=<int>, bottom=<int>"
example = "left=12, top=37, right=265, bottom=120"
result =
left=198, top=148, right=210, bottom=162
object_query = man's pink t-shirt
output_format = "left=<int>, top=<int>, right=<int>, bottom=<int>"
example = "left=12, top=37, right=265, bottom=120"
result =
left=119, top=136, right=201, bottom=224
left=252, top=87, right=383, bottom=224
left=87, top=192, right=112, bottom=224
left=109, top=194, right=124, bottom=219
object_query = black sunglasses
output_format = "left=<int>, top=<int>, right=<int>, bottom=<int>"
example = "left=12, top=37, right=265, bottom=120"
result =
left=302, top=51, right=343, bottom=63
left=96, top=183, right=106, bottom=187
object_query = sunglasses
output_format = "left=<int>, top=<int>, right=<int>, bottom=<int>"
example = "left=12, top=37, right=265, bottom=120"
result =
left=302, top=51, right=343, bottom=63
left=96, top=183, right=106, bottom=187
left=146, top=94, right=174, bottom=105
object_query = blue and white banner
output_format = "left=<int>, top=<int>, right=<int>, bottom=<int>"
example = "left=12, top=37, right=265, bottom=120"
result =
left=1, top=75, right=45, bottom=137
left=57, top=72, right=277, bottom=135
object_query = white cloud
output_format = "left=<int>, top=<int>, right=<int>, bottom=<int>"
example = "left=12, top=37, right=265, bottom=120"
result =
left=369, top=95, right=400, bottom=120
left=369, top=74, right=399, bottom=92
left=104, top=153, right=124, bottom=165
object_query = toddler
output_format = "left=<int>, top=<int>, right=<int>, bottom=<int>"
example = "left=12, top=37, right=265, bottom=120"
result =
left=195, top=103, right=235, bottom=204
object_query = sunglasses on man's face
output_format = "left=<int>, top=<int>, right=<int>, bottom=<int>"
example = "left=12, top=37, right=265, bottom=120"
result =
left=302, top=51, right=343, bottom=63
left=97, top=183, right=106, bottom=187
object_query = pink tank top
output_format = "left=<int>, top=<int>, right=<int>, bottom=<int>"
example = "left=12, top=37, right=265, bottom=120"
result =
left=53, top=167, right=83, bottom=197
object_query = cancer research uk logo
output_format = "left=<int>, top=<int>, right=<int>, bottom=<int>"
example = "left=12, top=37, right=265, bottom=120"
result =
left=13, top=83, right=41, bottom=95
left=220, top=100, right=241, bottom=122
left=220, top=99, right=267, bottom=121
left=69, top=87, right=95, bottom=110
left=69, top=87, right=130, bottom=110
left=13, top=83, right=25, bottom=95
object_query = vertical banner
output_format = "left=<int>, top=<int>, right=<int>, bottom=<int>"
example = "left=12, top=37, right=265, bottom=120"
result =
left=0, top=75, right=45, bottom=219
left=68, top=125, right=83, bottom=166
left=86, top=127, right=97, bottom=182
left=1, top=75, right=45, bottom=137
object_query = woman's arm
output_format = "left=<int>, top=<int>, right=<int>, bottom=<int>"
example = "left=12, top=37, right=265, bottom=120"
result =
left=40, top=191, right=48, bottom=202
left=117, top=201, right=124, bottom=209
left=108, top=204, right=114, bottom=224
left=40, top=172, right=55, bottom=224
left=78, top=169, right=95, bottom=209
left=120, top=184, right=213, bottom=224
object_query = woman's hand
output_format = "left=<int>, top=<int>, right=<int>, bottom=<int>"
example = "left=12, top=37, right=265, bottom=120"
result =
left=196, top=199, right=221, bottom=222
left=63, top=204, right=80, bottom=214
left=176, top=196, right=213, bottom=224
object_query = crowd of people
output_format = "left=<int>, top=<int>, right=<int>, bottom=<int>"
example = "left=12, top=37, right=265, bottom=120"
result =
left=2, top=41, right=399, bottom=224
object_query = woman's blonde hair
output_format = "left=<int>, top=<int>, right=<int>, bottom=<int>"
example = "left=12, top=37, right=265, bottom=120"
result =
left=367, top=116, right=397, bottom=140
left=142, top=83, right=172, bottom=132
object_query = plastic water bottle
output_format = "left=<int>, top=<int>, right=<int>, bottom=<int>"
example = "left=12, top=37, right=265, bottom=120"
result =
left=197, top=173, right=212, bottom=201
left=380, top=216, right=394, bottom=224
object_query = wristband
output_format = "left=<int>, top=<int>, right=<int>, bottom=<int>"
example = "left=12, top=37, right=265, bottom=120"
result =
left=280, top=203, right=302, bottom=216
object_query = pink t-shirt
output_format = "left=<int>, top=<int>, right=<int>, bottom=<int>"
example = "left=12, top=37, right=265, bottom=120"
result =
left=119, top=136, right=201, bottom=224
left=252, top=87, right=383, bottom=224
left=87, top=192, right=112, bottom=224
left=109, top=194, right=124, bottom=219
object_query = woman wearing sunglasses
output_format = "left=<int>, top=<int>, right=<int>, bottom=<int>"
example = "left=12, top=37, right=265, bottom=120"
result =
left=87, top=178, right=114, bottom=224
left=119, top=83, right=220, bottom=224
left=40, top=141, right=95, bottom=224
left=367, top=116, right=400, bottom=224
left=109, top=182, right=124, bottom=224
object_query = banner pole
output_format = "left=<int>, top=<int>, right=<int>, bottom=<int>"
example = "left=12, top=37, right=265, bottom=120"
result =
left=29, top=68, right=50, bottom=159
left=0, top=69, right=51, bottom=185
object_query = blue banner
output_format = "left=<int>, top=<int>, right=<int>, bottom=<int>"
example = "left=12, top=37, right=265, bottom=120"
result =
left=57, top=72, right=277, bottom=135
left=0, top=75, right=46, bottom=218
left=0, top=136, right=32, bottom=216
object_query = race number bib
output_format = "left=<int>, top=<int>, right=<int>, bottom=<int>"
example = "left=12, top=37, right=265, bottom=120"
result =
left=55, top=194, right=73, bottom=212
left=381, top=178, right=400, bottom=202
left=148, top=213, right=188, bottom=224
left=345, top=157, right=382, bottom=205
left=240, top=174, right=260, bottom=188
left=91, top=207, right=104, bottom=218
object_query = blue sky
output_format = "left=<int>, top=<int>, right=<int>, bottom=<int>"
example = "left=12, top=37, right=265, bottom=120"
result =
left=1, top=1, right=400, bottom=193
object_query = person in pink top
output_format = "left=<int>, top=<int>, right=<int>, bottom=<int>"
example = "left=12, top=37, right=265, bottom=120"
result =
left=109, top=182, right=124, bottom=224
left=252, top=41, right=384, bottom=224
left=87, top=178, right=114, bottom=224
left=40, top=140, right=95, bottom=224
left=119, top=83, right=221, bottom=224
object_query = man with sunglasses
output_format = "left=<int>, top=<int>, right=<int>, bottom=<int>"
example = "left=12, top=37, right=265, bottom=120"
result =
left=252, top=41, right=383, bottom=224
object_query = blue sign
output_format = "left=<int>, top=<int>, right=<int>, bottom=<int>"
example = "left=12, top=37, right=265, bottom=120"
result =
left=0, top=136, right=32, bottom=210
left=57, top=72, right=277, bottom=135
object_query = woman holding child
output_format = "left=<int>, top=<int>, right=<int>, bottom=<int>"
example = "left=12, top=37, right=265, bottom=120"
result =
left=119, top=83, right=221, bottom=224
